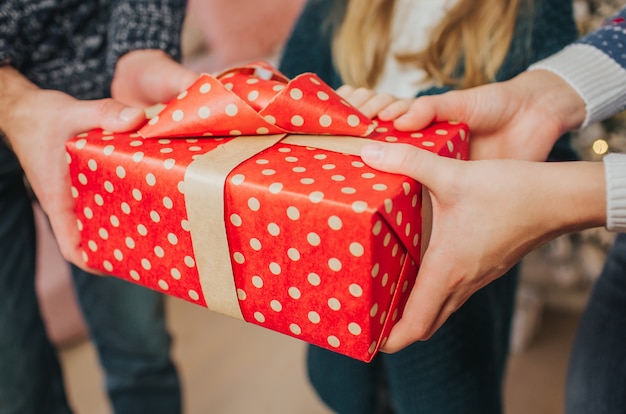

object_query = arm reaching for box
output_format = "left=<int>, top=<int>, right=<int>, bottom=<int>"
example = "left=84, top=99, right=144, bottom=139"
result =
left=360, top=142, right=606, bottom=352
left=336, top=69, right=585, bottom=162
left=0, top=65, right=146, bottom=270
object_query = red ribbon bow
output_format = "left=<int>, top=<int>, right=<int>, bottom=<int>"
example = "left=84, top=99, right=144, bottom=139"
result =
left=139, top=61, right=376, bottom=139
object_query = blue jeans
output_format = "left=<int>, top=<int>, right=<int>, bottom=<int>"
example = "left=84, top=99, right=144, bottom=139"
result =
left=0, top=167, right=181, bottom=414
left=565, top=233, right=626, bottom=414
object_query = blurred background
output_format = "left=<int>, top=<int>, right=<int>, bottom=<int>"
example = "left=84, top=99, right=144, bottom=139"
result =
left=35, top=1, right=625, bottom=413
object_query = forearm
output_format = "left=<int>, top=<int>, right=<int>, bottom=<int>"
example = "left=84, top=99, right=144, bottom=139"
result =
left=0, top=65, right=39, bottom=145
left=510, top=69, right=587, bottom=137
left=538, top=161, right=606, bottom=235
left=479, top=159, right=605, bottom=246
left=529, top=47, right=626, bottom=128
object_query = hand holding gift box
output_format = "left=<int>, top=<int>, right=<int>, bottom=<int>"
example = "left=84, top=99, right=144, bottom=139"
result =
left=66, top=61, right=468, bottom=362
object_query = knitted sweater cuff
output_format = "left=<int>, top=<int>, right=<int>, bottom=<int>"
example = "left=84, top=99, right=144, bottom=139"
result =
left=107, top=0, right=186, bottom=73
left=528, top=44, right=626, bottom=128
left=604, top=153, right=626, bottom=232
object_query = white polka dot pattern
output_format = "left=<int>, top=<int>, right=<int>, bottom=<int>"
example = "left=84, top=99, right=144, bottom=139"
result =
left=65, top=62, right=469, bottom=362
left=217, top=119, right=467, bottom=361
left=66, top=129, right=230, bottom=307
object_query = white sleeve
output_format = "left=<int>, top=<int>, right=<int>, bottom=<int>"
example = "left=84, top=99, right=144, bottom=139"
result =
left=604, top=153, right=626, bottom=232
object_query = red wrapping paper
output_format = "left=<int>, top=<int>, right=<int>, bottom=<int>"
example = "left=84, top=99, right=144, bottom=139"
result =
left=65, top=62, right=468, bottom=362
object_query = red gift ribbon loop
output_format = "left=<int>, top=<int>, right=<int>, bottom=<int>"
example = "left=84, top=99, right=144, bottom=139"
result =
left=138, top=61, right=376, bottom=139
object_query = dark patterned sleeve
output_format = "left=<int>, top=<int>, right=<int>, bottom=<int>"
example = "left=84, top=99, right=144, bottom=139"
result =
left=106, top=0, right=187, bottom=72
left=0, top=0, right=22, bottom=67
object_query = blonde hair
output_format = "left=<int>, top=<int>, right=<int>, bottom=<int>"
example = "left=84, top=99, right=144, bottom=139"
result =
left=332, top=0, right=528, bottom=89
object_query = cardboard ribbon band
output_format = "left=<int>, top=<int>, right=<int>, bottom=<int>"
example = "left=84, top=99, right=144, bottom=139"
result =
left=185, top=134, right=385, bottom=319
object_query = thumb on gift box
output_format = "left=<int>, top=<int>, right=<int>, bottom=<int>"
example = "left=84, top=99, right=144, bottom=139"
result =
left=361, top=142, right=470, bottom=350
left=360, top=142, right=459, bottom=188
left=70, top=98, right=146, bottom=133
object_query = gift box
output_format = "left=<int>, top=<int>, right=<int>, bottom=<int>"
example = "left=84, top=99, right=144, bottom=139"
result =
left=66, top=62, right=468, bottom=362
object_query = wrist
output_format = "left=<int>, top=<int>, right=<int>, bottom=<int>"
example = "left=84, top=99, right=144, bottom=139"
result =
left=0, top=66, right=39, bottom=144
left=514, top=70, right=586, bottom=137
left=544, top=161, right=606, bottom=234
